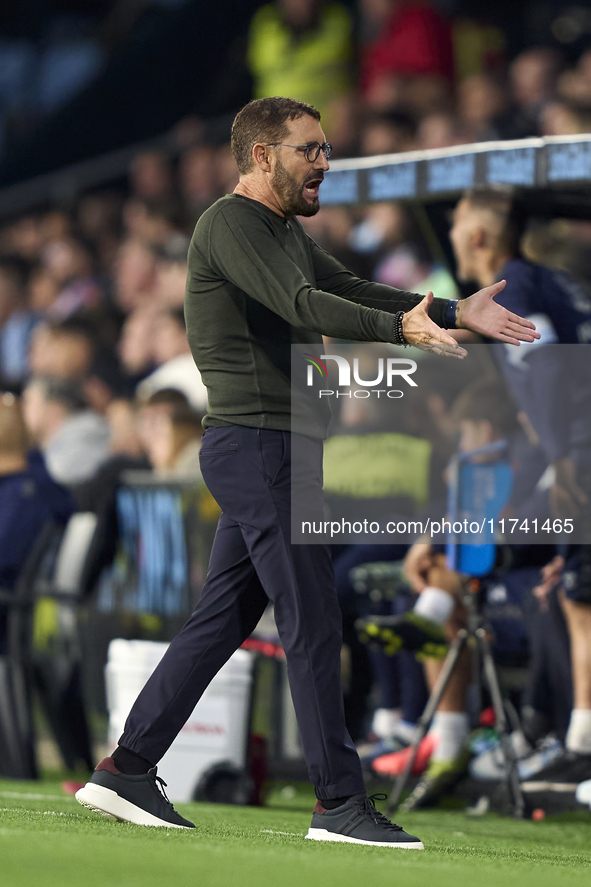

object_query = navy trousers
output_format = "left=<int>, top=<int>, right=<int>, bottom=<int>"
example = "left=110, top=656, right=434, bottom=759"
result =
left=119, top=425, right=365, bottom=800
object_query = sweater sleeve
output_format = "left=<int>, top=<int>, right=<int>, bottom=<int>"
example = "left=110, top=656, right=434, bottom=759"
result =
left=308, top=234, right=450, bottom=327
left=206, top=205, right=402, bottom=343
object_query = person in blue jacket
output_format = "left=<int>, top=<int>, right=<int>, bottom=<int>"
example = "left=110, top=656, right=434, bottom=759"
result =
left=449, top=187, right=591, bottom=798
left=0, top=392, right=73, bottom=653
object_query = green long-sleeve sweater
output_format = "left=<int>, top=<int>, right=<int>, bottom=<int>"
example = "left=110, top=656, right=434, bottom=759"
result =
left=184, top=194, right=451, bottom=438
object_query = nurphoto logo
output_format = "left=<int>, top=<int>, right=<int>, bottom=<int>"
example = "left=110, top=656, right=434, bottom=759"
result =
left=304, top=353, right=418, bottom=399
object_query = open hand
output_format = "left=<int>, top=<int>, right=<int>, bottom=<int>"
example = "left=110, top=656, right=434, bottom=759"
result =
left=455, top=280, right=540, bottom=345
left=402, top=292, right=468, bottom=359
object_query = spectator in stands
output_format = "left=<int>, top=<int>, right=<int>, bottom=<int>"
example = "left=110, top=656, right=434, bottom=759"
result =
left=117, top=308, right=157, bottom=385
left=415, top=112, right=468, bottom=149
left=143, top=400, right=203, bottom=478
left=73, top=397, right=150, bottom=579
left=28, top=265, right=60, bottom=314
left=0, top=256, right=38, bottom=391
left=153, top=235, right=190, bottom=308
left=0, top=392, right=73, bottom=653
left=76, top=191, right=123, bottom=273
left=28, top=318, right=96, bottom=381
left=358, top=111, right=417, bottom=157
left=22, top=376, right=110, bottom=486
left=178, top=144, right=220, bottom=222
left=41, top=236, right=103, bottom=320
left=0, top=215, right=45, bottom=263
left=494, top=47, right=562, bottom=139
left=129, top=150, right=175, bottom=204
left=301, top=206, right=373, bottom=280
left=104, top=398, right=145, bottom=461
left=246, top=0, right=354, bottom=144
left=136, top=307, right=207, bottom=411
left=112, top=238, right=158, bottom=313
left=457, top=74, right=507, bottom=143
left=137, top=388, right=190, bottom=446
left=214, top=144, right=240, bottom=195
left=83, top=349, right=128, bottom=416
left=359, top=0, right=454, bottom=116
left=540, top=100, right=589, bottom=137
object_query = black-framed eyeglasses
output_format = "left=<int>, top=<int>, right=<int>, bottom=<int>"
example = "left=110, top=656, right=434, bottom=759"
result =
left=265, top=141, right=332, bottom=162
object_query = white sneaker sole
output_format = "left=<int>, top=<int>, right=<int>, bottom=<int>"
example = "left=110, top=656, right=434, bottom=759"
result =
left=305, top=828, right=424, bottom=849
left=521, top=782, right=577, bottom=792
left=75, top=783, right=192, bottom=829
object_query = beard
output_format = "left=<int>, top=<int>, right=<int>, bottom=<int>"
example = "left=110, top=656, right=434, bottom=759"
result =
left=272, top=157, right=322, bottom=218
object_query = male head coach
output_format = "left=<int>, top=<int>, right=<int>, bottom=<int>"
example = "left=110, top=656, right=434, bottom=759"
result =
left=76, top=98, right=538, bottom=846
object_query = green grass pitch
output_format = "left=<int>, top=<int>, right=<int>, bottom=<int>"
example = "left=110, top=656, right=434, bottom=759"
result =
left=1, top=777, right=590, bottom=887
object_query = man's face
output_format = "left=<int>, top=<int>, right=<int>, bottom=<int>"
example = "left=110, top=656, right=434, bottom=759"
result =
left=270, top=115, right=330, bottom=218
left=449, top=198, right=479, bottom=282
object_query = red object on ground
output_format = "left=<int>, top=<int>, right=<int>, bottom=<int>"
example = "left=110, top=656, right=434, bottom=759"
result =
left=479, top=706, right=496, bottom=728
left=532, top=808, right=546, bottom=821
left=372, top=733, right=438, bottom=777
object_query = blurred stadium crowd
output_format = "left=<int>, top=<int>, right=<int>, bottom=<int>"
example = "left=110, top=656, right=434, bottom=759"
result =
left=2, top=2, right=591, bottom=421
left=2, top=0, right=591, bottom=809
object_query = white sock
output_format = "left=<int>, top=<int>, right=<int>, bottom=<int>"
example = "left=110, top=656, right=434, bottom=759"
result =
left=372, top=708, right=402, bottom=740
left=430, top=711, right=469, bottom=762
left=414, top=587, right=455, bottom=625
left=566, top=709, right=591, bottom=754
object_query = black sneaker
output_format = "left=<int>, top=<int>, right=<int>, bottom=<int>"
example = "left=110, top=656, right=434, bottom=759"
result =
left=356, top=612, right=448, bottom=659
left=521, top=750, right=591, bottom=796
left=75, top=757, right=195, bottom=829
left=306, top=794, right=424, bottom=848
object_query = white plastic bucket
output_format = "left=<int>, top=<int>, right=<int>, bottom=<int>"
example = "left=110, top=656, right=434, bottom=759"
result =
left=105, top=640, right=255, bottom=802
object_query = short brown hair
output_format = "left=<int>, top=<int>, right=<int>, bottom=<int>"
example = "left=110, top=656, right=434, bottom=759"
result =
left=463, top=186, right=523, bottom=257
left=231, top=97, right=321, bottom=175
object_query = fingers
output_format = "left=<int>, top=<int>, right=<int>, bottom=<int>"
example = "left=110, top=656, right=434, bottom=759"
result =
left=417, top=342, right=468, bottom=359
left=506, top=311, right=539, bottom=332
left=493, top=323, right=539, bottom=345
left=505, top=324, right=539, bottom=342
left=495, top=334, right=520, bottom=345
left=505, top=312, right=541, bottom=336
left=493, top=333, right=524, bottom=346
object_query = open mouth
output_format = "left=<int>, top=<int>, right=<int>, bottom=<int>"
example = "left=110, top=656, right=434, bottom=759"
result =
left=304, top=177, right=323, bottom=198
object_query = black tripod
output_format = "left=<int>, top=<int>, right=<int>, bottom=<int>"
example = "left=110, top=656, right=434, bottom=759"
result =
left=386, top=581, right=526, bottom=818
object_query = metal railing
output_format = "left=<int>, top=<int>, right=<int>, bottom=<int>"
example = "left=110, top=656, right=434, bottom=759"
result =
left=1, top=131, right=591, bottom=220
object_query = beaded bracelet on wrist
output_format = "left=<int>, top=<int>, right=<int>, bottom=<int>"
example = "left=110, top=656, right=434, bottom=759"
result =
left=392, top=311, right=408, bottom=346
